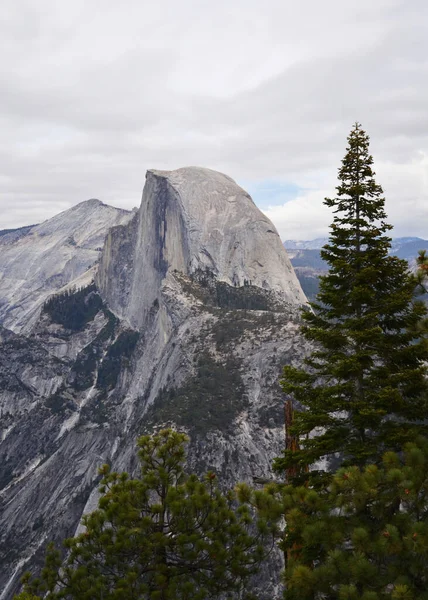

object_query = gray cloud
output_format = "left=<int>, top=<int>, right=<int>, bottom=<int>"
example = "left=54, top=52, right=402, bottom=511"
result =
left=0, top=0, right=427, bottom=240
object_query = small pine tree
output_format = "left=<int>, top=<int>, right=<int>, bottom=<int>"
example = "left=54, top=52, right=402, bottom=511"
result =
left=281, top=437, right=428, bottom=599
left=275, top=123, right=428, bottom=479
left=16, top=429, right=271, bottom=600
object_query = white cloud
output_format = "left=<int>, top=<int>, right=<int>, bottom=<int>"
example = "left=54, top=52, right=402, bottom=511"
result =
left=262, top=152, right=428, bottom=241
left=377, top=153, right=428, bottom=238
left=263, top=190, right=333, bottom=241
left=0, top=0, right=427, bottom=237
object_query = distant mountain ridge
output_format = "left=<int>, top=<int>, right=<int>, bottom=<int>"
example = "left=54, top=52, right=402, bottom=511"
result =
left=283, top=238, right=329, bottom=250
left=284, top=236, right=428, bottom=300
left=284, top=236, right=428, bottom=253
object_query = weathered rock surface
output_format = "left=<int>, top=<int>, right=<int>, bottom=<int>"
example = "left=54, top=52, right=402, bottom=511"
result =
left=97, top=167, right=305, bottom=329
left=0, top=200, right=132, bottom=333
left=0, top=168, right=308, bottom=599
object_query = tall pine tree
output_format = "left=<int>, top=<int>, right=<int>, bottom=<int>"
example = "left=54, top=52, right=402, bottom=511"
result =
left=276, top=123, right=428, bottom=480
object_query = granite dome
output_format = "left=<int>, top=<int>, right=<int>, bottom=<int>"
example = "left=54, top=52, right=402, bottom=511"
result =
left=97, top=167, right=306, bottom=328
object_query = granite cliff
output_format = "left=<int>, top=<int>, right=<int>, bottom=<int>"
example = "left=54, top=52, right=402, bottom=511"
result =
left=0, top=200, right=132, bottom=333
left=0, top=168, right=308, bottom=599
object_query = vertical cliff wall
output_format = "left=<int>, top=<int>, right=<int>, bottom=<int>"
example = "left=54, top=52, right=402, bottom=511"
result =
left=0, top=168, right=308, bottom=599
left=96, top=167, right=305, bottom=329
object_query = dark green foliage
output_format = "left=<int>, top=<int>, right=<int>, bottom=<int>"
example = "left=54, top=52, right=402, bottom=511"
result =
left=46, top=311, right=127, bottom=423
left=182, top=268, right=276, bottom=311
left=16, top=429, right=270, bottom=600
left=96, top=330, right=139, bottom=391
left=79, top=397, right=108, bottom=424
left=417, top=250, right=428, bottom=296
left=214, top=281, right=271, bottom=310
left=280, top=437, right=428, bottom=600
left=94, top=309, right=118, bottom=342
left=32, top=516, right=44, bottom=531
left=0, top=458, right=13, bottom=489
left=14, top=592, right=40, bottom=600
left=212, top=313, right=252, bottom=348
left=276, top=124, right=428, bottom=480
left=72, top=310, right=118, bottom=392
left=45, top=388, right=75, bottom=415
left=212, top=311, right=276, bottom=350
left=72, top=347, right=98, bottom=392
left=146, top=353, right=247, bottom=434
left=44, top=284, right=103, bottom=331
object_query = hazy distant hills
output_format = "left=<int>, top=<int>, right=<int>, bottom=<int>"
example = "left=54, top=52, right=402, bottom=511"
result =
left=284, top=237, right=428, bottom=300
left=284, top=238, right=330, bottom=251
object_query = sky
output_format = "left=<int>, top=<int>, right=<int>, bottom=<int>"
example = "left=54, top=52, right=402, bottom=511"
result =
left=0, top=0, right=427, bottom=240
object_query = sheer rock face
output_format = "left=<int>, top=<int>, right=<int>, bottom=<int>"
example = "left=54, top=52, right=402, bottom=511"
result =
left=0, top=168, right=308, bottom=600
left=0, top=200, right=132, bottom=333
left=96, top=168, right=305, bottom=329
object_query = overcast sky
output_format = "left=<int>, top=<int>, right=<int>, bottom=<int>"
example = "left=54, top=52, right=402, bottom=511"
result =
left=1, top=0, right=427, bottom=240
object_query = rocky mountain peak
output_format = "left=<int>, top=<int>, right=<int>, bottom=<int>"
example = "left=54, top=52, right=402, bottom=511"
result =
left=35, top=198, right=127, bottom=240
left=0, top=169, right=308, bottom=599
left=97, top=167, right=306, bottom=329
left=0, top=201, right=132, bottom=332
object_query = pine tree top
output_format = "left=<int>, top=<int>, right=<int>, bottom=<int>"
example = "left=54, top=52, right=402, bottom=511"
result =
left=276, top=123, right=428, bottom=482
